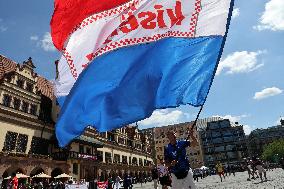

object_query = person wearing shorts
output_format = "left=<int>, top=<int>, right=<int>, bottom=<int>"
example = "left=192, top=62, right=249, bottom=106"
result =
left=216, top=161, right=225, bottom=182
left=255, top=158, right=267, bottom=181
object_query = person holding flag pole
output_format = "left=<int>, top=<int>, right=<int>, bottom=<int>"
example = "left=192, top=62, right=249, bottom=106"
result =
left=164, top=107, right=201, bottom=189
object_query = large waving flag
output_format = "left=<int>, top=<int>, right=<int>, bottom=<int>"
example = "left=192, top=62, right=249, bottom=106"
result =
left=51, top=0, right=234, bottom=147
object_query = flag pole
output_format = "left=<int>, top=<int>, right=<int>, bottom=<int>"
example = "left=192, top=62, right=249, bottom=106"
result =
left=186, top=104, right=204, bottom=141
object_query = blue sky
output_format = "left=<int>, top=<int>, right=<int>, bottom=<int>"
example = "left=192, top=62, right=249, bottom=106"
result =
left=0, top=0, right=283, bottom=134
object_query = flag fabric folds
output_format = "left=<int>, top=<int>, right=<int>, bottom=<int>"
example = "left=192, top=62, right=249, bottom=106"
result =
left=51, top=0, right=234, bottom=147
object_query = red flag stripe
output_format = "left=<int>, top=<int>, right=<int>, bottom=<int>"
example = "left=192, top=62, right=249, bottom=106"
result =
left=50, top=0, right=130, bottom=51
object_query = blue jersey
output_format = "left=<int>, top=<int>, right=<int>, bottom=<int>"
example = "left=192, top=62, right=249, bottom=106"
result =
left=164, top=140, right=190, bottom=174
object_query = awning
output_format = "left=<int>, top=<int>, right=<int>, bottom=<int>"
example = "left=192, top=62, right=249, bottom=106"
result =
left=74, top=136, right=104, bottom=148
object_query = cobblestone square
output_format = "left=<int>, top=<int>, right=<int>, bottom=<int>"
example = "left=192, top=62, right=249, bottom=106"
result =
left=133, top=168, right=284, bottom=189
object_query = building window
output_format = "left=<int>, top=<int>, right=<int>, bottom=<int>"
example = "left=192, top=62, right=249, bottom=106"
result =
left=122, top=155, right=128, bottom=164
left=16, top=134, right=28, bottom=153
left=86, top=147, right=91, bottom=155
left=118, top=137, right=125, bottom=145
left=30, top=104, right=37, bottom=115
left=2, top=132, right=28, bottom=153
left=26, top=83, right=33, bottom=92
left=99, top=132, right=106, bottom=138
left=13, top=98, right=21, bottom=110
left=22, top=101, right=29, bottom=113
left=29, top=137, right=49, bottom=155
left=97, top=151, right=103, bottom=162
left=79, top=145, right=84, bottom=154
left=2, top=94, right=11, bottom=107
left=105, top=152, right=112, bottom=163
left=73, top=163, right=78, bottom=175
left=114, top=154, right=120, bottom=163
left=3, top=132, right=18, bottom=151
left=17, top=79, right=24, bottom=88
left=139, top=158, right=143, bottom=166
left=6, top=75, right=12, bottom=83
left=132, top=157, right=137, bottom=165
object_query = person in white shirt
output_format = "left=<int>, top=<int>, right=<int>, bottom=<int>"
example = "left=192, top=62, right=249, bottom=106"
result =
left=157, top=159, right=171, bottom=189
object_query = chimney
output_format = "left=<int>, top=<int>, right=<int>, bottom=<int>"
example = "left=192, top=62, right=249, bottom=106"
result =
left=55, top=60, right=59, bottom=79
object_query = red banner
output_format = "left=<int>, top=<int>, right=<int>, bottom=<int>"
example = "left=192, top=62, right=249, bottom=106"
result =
left=97, top=181, right=108, bottom=189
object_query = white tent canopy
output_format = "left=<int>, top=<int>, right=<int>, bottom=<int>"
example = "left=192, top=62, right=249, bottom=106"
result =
left=32, top=173, right=51, bottom=178
left=54, top=173, right=72, bottom=179
left=4, top=173, right=30, bottom=180
left=200, top=166, right=209, bottom=170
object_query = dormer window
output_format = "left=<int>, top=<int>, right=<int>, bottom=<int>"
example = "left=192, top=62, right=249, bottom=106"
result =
left=30, top=104, right=37, bottom=115
left=26, top=83, right=33, bottom=92
left=17, top=79, right=24, bottom=88
left=2, top=94, right=11, bottom=107
left=13, top=98, right=21, bottom=110
left=22, top=101, right=29, bottom=113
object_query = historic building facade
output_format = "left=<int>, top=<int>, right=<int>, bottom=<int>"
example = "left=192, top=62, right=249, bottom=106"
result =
left=200, top=119, right=247, bottom=167
left=0, top=55, right=153, bottom=182
left=0, top=55, right=68, bottom=179
left=247, top=119, right=284, bottom=157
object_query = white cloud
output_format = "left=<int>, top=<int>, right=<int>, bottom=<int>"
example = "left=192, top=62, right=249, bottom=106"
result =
left=216, top=51, right=264, bottom=75
left=31, top=32, right=56, bottom=52
left=253, top=87, right=283, bottom=100
left=243, top=125, right=253, bottom=135
left=254, top=0, right=284, bottom=31
left=139, top=109, right=186, bottom=127
left=40, top=32, right=56, bottom=52
left=213, top=114, right=248, bottom=123
left=30, top=35, right=39, bottom=41
left=275, top=118, right=281, bottom=125
left=232, top=8, right=240, bottom=19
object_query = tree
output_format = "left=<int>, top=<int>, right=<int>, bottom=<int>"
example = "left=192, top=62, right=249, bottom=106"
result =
left=262, top=139, right=284, bottom=162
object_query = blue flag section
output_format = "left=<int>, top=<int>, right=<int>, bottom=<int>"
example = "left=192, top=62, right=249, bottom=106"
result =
left=56, top=36, right=224, bottom=146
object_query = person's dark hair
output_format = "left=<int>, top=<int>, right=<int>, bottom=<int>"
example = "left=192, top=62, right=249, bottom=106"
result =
left=12, top=172, right=16, bottom=177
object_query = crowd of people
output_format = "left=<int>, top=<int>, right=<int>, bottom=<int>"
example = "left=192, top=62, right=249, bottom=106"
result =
left=2, top=127, right=283, bottom=189
left=0, top=174, right=67, bottom=189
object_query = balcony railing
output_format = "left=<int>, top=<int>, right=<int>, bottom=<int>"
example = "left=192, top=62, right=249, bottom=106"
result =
left=52, top=151, right=97, bottom=161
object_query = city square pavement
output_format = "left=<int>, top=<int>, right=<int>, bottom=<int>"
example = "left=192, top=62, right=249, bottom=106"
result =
left=132, top=168, right=284, bottom=189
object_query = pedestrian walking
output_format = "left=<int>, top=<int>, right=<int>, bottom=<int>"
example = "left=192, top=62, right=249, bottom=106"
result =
left=253, top=157, right=267, bottom=182
left=151, top=163, right=159, bottom=189
left=215, top=161, right=225, bottom=182
left=114, top=175, right=122, bottom=189
left=157, top=159, right=171, bottom=189
left=9, top=173, right=18, bottom=189
left=164, top=130, right=198, bottom=189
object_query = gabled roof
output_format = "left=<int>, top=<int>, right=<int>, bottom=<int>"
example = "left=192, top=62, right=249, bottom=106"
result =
left=36, top=76, right=54, bottom=99
left=0, top=54, right=54, bottom=99
left=0, top=54, right=17, bottom=80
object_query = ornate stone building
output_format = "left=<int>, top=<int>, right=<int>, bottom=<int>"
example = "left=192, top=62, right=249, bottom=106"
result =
left=0, top=55, right=153, bottom=182
left=0, top=55, right=68, bottom=179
